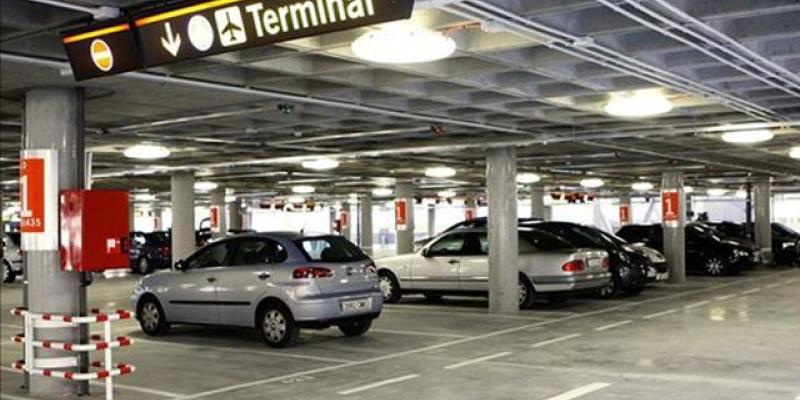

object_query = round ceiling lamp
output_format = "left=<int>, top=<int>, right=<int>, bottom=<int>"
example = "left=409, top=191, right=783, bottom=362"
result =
left=352, top=24, right=456, bottom=64
left=604, top=90, right=673, bottom=119
left=517, top=173, right=541, bottom=184
left=301, top=158, right=340, bottom=171
left=372, top=188, right=394, bottom=197
left=194, top=181, right=218, bottom=192
left=631, top=182, right=654, bottom=192
left=425, top=166, right=456, bottom=179
left=123, top=144, right=170, bottom=160
left=721, top=129, right=774, bottom=144
left=789, top=146, right=800, bottom=159
left=292, top=185, right=315, bottom=194
left=580, top=178, right=605, bottom=189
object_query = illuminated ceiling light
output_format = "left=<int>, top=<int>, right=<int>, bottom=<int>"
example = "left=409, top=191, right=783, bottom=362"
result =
left=735, top=190, right=747, bottom=199
left=707, top=188, right=728, bottom=197
left=372, top=188, right=394, bottom=197
left=516, top=173, right=541, bottom=184
left=352, top=23, right=456, bottom=64
left=292, top=185, right=315, bottom=194
left=721, top=129, right=774, bottom=144
left=425, top=166, right=456, bottom=178
left=194, top=181, right=218, bottom=192
left=375, top=178, right=395, bottom=187
left=133, top=193, right=156, bottom=202
left=604, top=90, right=673, bottom=119
left=580, top=178, right=605, bottom=189
left=437, top=190, right=457, bottom=198
left=684, top=186, right=694, bottom=194
left=631, top=182, right=654, bottom=192
left=123, top=144, right=170, bottom=160
left=225, top=195, right=236, bottom=203
left=789, top=146, right=800, bottom=159
left=287, top=196, right=306, bottom=204
left=301, top=158, right=340, bottom=171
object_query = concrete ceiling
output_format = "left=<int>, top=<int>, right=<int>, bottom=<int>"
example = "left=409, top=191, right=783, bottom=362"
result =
left=2, top=0, right=800, bottom=205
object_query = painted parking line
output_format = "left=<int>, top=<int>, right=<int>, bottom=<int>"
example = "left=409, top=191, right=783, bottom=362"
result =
left=531, top=333, right=583, bottom=348
left=543, top=382, right=611, bottom=400
left=714, top=294, right=736, bottom=301
left=370, top=328, right=469, bottom=339
left=443, top=351, right=511, bottom=370
left=740, top=288, right=762, bottom=295
left=0, top=323, right=22, bottom=330
left=684, top=300, right=711, bottom=309
left=642, top=309, right=678, bottom=320
left=594, top=320, right=632, bottom=332
left=785, top=278, right=798, bottom=284
left=0, top=393, right=36, bottom=400
left=764, top=283, right=782, bottom=289
left=1, top=366, right=185, bottom=398
left=336, top=374, right=420, bottom=395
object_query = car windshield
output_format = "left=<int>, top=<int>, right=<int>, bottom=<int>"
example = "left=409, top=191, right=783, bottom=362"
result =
left=296, top=236, right=368, bottom=263
left=773, top=223, right=799, bottom=236
left=519, top=229, right=573, bottom=251
left=594, top=229, right=628, bottom=246
left=145, top=232, right=170, bottom=245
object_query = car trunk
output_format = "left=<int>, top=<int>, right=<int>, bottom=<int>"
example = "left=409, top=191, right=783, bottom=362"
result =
left=311, top=260, right=375, bottom=296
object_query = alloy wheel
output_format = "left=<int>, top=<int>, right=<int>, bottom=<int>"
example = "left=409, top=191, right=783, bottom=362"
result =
left=706, top=258, right=725, bottom=276
left=138, top=258, right=150, bottom=274
left=141, top=302, right=160, bottom=332
left=263, top=310, right=287, bottom=343
left=379, top=275, right=394, bottom=300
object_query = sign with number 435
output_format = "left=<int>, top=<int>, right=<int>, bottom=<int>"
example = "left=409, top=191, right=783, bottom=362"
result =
left=20, top=149, right=59, bottom=251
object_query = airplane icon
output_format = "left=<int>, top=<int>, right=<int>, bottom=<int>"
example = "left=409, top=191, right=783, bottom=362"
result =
left=214, top=6, right=247, bottom=47
left=220, top=12, right=243, bottom=43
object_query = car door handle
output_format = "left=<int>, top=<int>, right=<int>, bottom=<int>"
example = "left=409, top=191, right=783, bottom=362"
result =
left=448, top=259, right=459, bottom=264
left=257, top=272, right=271, bottom=280
left=207, top=277, right=216, bottom=283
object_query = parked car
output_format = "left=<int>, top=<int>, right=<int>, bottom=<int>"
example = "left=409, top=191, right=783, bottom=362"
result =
left=131, top=232, right=382, bottom=348
left=414, top=217, right=541, bottom=249
left=526, top=222, right=651, bottom=298
left=130, top=231, right=172, bottom=274
left=376, top=227, right=611, bottom=308
left=694, top=222, right=759, bottom=268
left=616, top=224, right=753, bottom=276
left=741, top=222, right=800, bottom=266
left=2, top=232, right=23, bottom=283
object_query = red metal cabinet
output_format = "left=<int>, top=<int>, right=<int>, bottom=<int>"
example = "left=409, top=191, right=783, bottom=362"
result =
left=60, top=190, right=130, bottom=272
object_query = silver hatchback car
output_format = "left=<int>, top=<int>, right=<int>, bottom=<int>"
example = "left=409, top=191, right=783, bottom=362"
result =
left=131, top=232, right=383, bottom=347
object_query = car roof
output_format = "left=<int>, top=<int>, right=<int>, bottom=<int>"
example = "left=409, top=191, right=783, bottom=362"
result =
left=233, top=231, right=334, bottom=241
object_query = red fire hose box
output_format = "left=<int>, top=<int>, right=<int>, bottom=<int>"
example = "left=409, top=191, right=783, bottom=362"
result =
left=60, top=190, right=130, bottom=272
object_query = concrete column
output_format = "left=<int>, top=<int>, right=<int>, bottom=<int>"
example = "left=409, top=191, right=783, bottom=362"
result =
left=427, top=204, right=436, bottom=238
left=129, top=201, right=136, bottom=231
left=171, top=172, right=195, bottom=262
left=330, top=206, right=337, bottom=234
left=619, top=191, right=631, bottom=226
left=486, top=147, right=519, bottom=314
left=745, top=182, right=753, bottom=240
left=395, top=182, right=415, bottom=255
left=360, top=196, right=373, bottom=255
left=25, top=88, right=86, bottom=396
left=228, top=198, right=242, bottom=231
left=341, top=202, right=352, bottom=241
left=661, top=171, right=686, bottom=284
left=530, top=186, right=546, bottom=219
left=211, top=187, right=227, bottom=238
left=754, top=178, right=772, bottom=262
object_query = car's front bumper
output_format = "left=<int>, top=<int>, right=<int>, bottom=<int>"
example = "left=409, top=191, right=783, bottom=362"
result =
left=289, top=290, right=383, bottom=328
left=646, top=265, right=669, bottom=283
left=532, top=272, right=612, bottom=293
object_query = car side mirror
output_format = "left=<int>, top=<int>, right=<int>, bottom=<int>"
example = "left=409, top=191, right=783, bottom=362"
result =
left=421, top=248, right=432, bottom=258
left=174, top=260, right=187, bottom=271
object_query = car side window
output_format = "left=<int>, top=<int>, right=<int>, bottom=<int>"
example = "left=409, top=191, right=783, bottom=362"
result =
left=186, top=241, right=235, bottom=269
left=461, top=233, right=487, bottom=255
left=229, top=239, right=288, bottom=266
left=427, top=233, right=467, bottom=257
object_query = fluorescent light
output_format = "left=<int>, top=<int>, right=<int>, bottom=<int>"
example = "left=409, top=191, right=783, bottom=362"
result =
left=225, top=195, right=236, bottom=203
left=372, top=188, right=394, bottom=197
left=133, top=194, right=156, bottom=202
left=707, top=188, right=728, bottom=197
left=301, top=158, right=339, bottom=171
left=292, top=185, right=315, bottom=194
left=604, top=90, right=673, bottom=119
left=352, top=23, right=456, bottom=64
left=684, top=186, right=694, bottom=194
left=123, top=144, right=170, bottom=160
left=437, top=190, right=456, bottom=198
left=721, top=129, right=774, bottom=144
left=517, top=173, right=541, bottom=184
left=349, top=193, right=359, bottom=199
left=790, top=146, right=800, bottom=159
left=735, top=190, right=747, bottom=199
left=287, top=196, right=306, bottom=204
left=631, top=182, right=654, bottom=192
left=425, top=166, right=456, bottom=178
left=580, top=178, right=605, bottom=189
left=194, top=181, right=218, bottom=192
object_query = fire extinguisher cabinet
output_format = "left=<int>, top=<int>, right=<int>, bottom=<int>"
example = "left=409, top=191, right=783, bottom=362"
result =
left=60, top=190, right=130, bottom=272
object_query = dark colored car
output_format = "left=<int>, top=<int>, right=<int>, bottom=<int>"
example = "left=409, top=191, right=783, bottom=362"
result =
left=616, top=224, right=752, bottom=276
left=130, top=231, right=172, bottom=274
left=527, top=222, right=649, bottom=298
left=740, top=222, right=800, bottom=266
left=694, top=222, right=759, bottom=268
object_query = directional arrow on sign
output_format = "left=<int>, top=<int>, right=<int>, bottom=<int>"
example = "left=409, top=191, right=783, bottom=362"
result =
left=160, top=22, right=181, bottom=57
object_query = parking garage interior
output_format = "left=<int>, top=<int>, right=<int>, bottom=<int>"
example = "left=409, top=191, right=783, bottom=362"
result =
left=1, top=0, right=800, bottom=399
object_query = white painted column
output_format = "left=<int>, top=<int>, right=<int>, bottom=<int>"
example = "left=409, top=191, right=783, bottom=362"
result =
left=754, top=177, right=772, bottom=263
left=395, top=182, right=415, bottom=255
left=661, top=171, right=686, bottom=284
left=171, top=172, right=195, bottom=262
left=486, top=147, right=519, bottom=314
left=360, top=195, right=373, bottom=255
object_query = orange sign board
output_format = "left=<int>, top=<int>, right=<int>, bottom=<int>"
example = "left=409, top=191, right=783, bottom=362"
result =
left=20, top=158, right=46, bottom=233
left=662, top=191, right=680, bottom=222
left=210, top=205, right=220, bottom=232
left=619, top=204, right=630, bottom=225
left=465, top=207, right=477, bottom=221
left=340, top=211, right=350, bottom=230
left=395, top=199, right=408, bottom=231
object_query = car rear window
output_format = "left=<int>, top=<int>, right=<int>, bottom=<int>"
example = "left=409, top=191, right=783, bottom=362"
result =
left=296, top=236, right=368, bottom=263
left=519, top=229, right=574, bottom=252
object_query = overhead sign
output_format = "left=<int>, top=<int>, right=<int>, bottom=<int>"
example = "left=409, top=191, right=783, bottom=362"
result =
left=20, top=150, right=59, bottom=251
left=61, top=0, right=415, bottom=80
left=662, top=190, right=680, bottom=224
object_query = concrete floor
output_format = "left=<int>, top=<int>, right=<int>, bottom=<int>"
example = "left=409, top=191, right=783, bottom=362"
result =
left=1, top=267, right=799, bottom=400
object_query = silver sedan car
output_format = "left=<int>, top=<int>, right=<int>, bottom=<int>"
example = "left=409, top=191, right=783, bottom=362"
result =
left=131, top=232, right=383, bottom=347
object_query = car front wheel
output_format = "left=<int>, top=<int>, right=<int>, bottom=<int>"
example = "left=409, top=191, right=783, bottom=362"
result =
left=138, top=297, right=170, bottom=336
left=137, top=257, right=153, bottom=275
left=705, top=257, right=726, bottom=276
left=259, top=303, right=299, bottom=348
left=378, top=270, right=402, bottom=303
left=338, top=318, right=372, bottom=336
left=519, top=274, right=535, bottom=309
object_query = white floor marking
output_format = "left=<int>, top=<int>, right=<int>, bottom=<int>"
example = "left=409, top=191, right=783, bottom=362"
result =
left=1, top=366, right=185, bottom=397
left=764, top=283, right=782, bottom=289
left=0, top=323, right=22, bottom=330
left=383, top=306, right=551, bottom=321
left=531, top=333, right=583, bottom=348
left=0, top=393, right=36, bottom=400
left=740, top=288, right=762, bottom=295
left=443, top=351, right=511, bottom=370
left=642, top=308, right=678, bottom=320
left=172, top=271, right=794, bottom=400
left=685, top=300, right=711, bottom=309
left=594, top=320, right=632, bottom=332
left=784, top=278, right=798, bottom=284
left=336, top=374, right=420, bottom=395
left=543, top=382, right=612, bottom=400
left=714, top=294, right=736, bottom=301
left=370, top=328, right=469, bottom=338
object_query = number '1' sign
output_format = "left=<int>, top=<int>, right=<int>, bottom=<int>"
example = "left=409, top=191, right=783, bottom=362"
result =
left=19, top=149, right=59, bottom=251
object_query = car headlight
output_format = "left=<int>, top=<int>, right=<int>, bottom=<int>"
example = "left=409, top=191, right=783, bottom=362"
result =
left=782, top=241, right=795, bottom=250
left=733, top=249, right=748, bottom=257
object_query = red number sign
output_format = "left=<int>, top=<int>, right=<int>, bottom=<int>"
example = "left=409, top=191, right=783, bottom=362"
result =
left=465, top=207, right=477, bottom=221
left=210, top=206, right=220, bottom=233
left=662, top=191, right=680, bottom=222
left=20, top=158, right=45, bottom=233
left=340, top=211, right=350, bottom=230
left=619, top=205, right=630, bottom=225
left=395, top=199, right=408, bottom=231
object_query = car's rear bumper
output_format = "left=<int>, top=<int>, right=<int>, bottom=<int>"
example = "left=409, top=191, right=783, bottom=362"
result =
left=296, top=312, right=381, bottom=329
left=291, top=290, right=383, bottom=327
left=532, top=272, right=612, bottom=292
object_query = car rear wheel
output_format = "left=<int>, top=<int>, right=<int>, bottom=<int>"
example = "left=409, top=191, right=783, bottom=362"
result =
left=137, top=257, right=153, bottom=275
left=595, top=276, right=618, bottom=299
left=259, top=303, right=299, bottom=348
left=3, top=261, right=16, bottom=283
left=338, top=318, right=372, bottom=336
left=705, top=257, right=726, bottom=276
left=138, top=297, right=170, bottom=336
left=519, top=274, right=535, bottom=309
left=378, top=270, right=402, bottom=303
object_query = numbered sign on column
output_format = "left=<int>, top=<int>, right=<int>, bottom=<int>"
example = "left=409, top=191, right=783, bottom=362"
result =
left=619, top=204, right=630, bottom=225
left=395, top=199, right=408, bottom=231
left=20, top=149, right=59, bottom=251
left=210, top=205, right=221, bottom=233
left=662, top=190, right=680, bottom=224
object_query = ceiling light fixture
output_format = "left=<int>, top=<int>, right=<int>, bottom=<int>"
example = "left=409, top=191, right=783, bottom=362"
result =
left=301, top=158, right=340, bottom=171
left=580, top=178, right=605, bottom=189
left=352, top=23, right=456, bottom=64
left=194, top=181, right=218, bottom=192
left=631, top=182, right=654, bottom=192
left=287, top=196, right=306, bottom=204
left=225, top=195, right=237, bottom=203
left=684, top=186, right=694, bottom=194
left=292, top=185, right=315, bottom=194
left=133, top=194, right=156, bottom=202
left=604, top=90, right=673, bottom=119
left=372, top=188, right=394, bottom=197
left=437, top=190, right=456, bottom=198
left=789, top=146, right=800, bottom=159
left=707, top=188, right=728, bottom=197
left=425, top=166, right=456, bottom=178
left=721, top=129, right=774, bottom=144
left=735, top=190, right=747, bottom=199
left=123, top=144, right=170, bottom=160
left=517, top=173, right=541, bottom=184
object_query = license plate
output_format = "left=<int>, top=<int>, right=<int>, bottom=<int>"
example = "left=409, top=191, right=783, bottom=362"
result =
left=588, top=258, right=601, bottom=268
left=341, top=298, right=370, bottom=312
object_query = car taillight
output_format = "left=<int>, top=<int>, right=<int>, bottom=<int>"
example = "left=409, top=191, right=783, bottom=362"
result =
left=562, top=260, right=586, bottom=273
left=293, top=267, right=335, bottom=279
left=601, top=257, right=610, bottom=270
